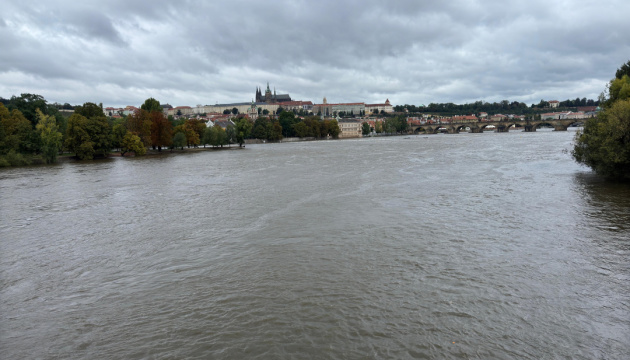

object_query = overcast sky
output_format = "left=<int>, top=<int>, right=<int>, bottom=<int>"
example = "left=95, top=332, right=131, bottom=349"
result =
left=1, top=0, right=629, bottom=108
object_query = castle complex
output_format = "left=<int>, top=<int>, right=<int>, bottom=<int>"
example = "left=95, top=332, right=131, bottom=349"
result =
left=255, top=83, right=292, bottom=104
left=159, top=83, right=393, bottom=118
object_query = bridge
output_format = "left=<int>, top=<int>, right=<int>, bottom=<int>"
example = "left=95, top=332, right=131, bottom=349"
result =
left=409, top=118, right=584, bottom=134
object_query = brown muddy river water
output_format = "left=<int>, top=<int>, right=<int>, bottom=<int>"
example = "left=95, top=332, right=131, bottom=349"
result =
left=1, top=129, right=629, bottom=359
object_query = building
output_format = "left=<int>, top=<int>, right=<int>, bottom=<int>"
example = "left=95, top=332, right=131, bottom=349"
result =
left=548, top=100, right=560, bottom=108
left=255, top=83, right=292, bottom=103
left=451, top=115, right=479, bottom=123
left=365, top=99, right=394, bottom=114
left=277, top=101, right=313, bottom=113
left=338, top=119, right=363, bottom=138
left=312, top=97, right=366, bottom=117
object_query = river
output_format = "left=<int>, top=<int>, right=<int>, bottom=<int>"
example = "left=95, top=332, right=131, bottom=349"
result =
left=1, top=129, right=628, bottom=359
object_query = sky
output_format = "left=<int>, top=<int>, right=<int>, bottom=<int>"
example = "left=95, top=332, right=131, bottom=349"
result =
left=1, top=0, right=629, bottom=108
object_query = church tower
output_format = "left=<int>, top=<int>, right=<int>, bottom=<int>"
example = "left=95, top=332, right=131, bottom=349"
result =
left=265, top=82, right=273, bottom=103
left=255, top=87, right=262, bottom=103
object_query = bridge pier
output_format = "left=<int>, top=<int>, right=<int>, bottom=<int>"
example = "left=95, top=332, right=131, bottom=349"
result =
left=524, top=125, right=536, bottom=132
left=553, top=125, right=568, bottom=131
left=469, top=127, right=483, bottom=133
left=495, top=126, right=509, bottom=133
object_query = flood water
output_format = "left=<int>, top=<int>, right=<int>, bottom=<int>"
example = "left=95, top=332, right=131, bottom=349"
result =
left=1, top=130, right=629, bottom=359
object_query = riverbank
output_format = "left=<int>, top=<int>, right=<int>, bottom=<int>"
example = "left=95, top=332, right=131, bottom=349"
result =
left=0, top=145, right=245, bottom=168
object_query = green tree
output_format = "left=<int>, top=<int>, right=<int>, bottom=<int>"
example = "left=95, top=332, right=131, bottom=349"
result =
left=0, top=104, right=33, bottom=154
left=573, top=99, right=630, bottom=180
left=225, top=123, right=236, bottom=146
left=65, top=114, right=93, bottom=160
left=35, top=109, right=62, bottom=163
left=375, top=120, right=383, bottom=133
left=362, top=122, right=371, bottom=136
left=215, top=126, right=228, bottom=147
left=573, top=60, right=630, bottom=180
left=172, top=132, right=186, bottom=150
left=267, top=121, right=283, bottom=141
left=252, top=117, right=270, bottom=139
left=65, top=105, right=111, bottom=160
left=111, top=123, right=127, bottom=152
left=234, top=118, right=252, bottom=147
left=279, top=111, right=298, bottom=137
left=141, top=97, right=161, bottom=112
left=202, top=126, right=215, bottom=148
left=231, top=107, right=239, bottom=115
left=121, top=132, right=146, bottom=156
left=74, top=102, right=105, bottom=119
left=615, top=60, right=630, bottom=80
left=294, top=122, right=308, bottom=138
left=7, top=93, right=48, bottom=127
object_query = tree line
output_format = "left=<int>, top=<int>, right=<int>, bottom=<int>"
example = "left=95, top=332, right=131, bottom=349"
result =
left=394, top=98, right=600, bottom=116
left=0, top=95, right=345, bottom=167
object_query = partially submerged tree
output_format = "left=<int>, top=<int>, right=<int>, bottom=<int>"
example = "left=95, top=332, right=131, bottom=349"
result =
left=572, top=60, right=630, bottom=180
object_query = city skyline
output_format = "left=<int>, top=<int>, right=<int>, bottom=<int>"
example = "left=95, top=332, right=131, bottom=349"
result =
left=1, top=1, right=629, bottom=108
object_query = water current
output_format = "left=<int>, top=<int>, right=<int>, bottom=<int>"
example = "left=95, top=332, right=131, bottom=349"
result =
left=1, top=129, right=629, bottom=359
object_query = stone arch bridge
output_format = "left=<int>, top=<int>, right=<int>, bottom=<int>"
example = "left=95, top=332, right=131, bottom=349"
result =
left=409, top=119, right=583, bottom=134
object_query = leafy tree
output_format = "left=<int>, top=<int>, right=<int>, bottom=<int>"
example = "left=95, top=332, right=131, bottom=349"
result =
left=35, top=109, right=62, bottom=163
left=225, top=123, right=236, bottom=146
left=202, top=126, right=214, bottom=147
left=573, top=61, right=630, bottom=180
left=267, top=121, right=283, bottom=141
left=141, top=97, right=161, bottom=112
left=262, top=109, right=270, bottom=115
left=65, top=106, right=111, bottom=160
left=65, top=114, right=93, bottom=160
left=362, top=122, right=371, bottom=136
left=209, top=126, right=227, bottom=147
left=84, top=115, right=111, bottom=157
left=111, top=123, right=127, bottom=152
left=615, top=60, right=630, bottom=80
left=7, top=93, right=48, bottom=127
left=302, top=116, right=321, bottom=137
left=294, top=121, right=308, bottom=138
left=321, top=119, right=340, bottom=138
left=231, top=107, right=239, bottom=115
left=0, top=104, right=32, bottom=154
left=279, top=111, right=298, bottom=137
left=149, top=111, right=173, bottom=151
left=125, top=111, right=151, bottom=146
left=223, top=109, right=231, bottom=115
left=74, top=102, right=104, bottom=119
left=234, top=117, right=252, bottom=147
left=121, top=132, right=146, bottom=156
left=573, top=99, right=630, bottom=179
left=607, top=75, right=630, bottom=105
left=252, top=117, right=270, bottom=139
left=183, top=119, right=204, bottom=147
left=375, top=120, right=383, bottom=133
left=172, top=132, right=186, bottom=150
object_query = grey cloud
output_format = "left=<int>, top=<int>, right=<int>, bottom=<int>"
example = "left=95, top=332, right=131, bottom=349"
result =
left=1, top=0, right=629, bottom=107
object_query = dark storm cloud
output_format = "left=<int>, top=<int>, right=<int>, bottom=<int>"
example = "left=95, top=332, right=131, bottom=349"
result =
left=1, top=0, right=629, bottom=107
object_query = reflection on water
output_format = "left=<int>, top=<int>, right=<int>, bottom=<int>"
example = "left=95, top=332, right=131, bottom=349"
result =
left=1, top=131, right=629, bottom=359
left=574, top=172, right=630, bottom=233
